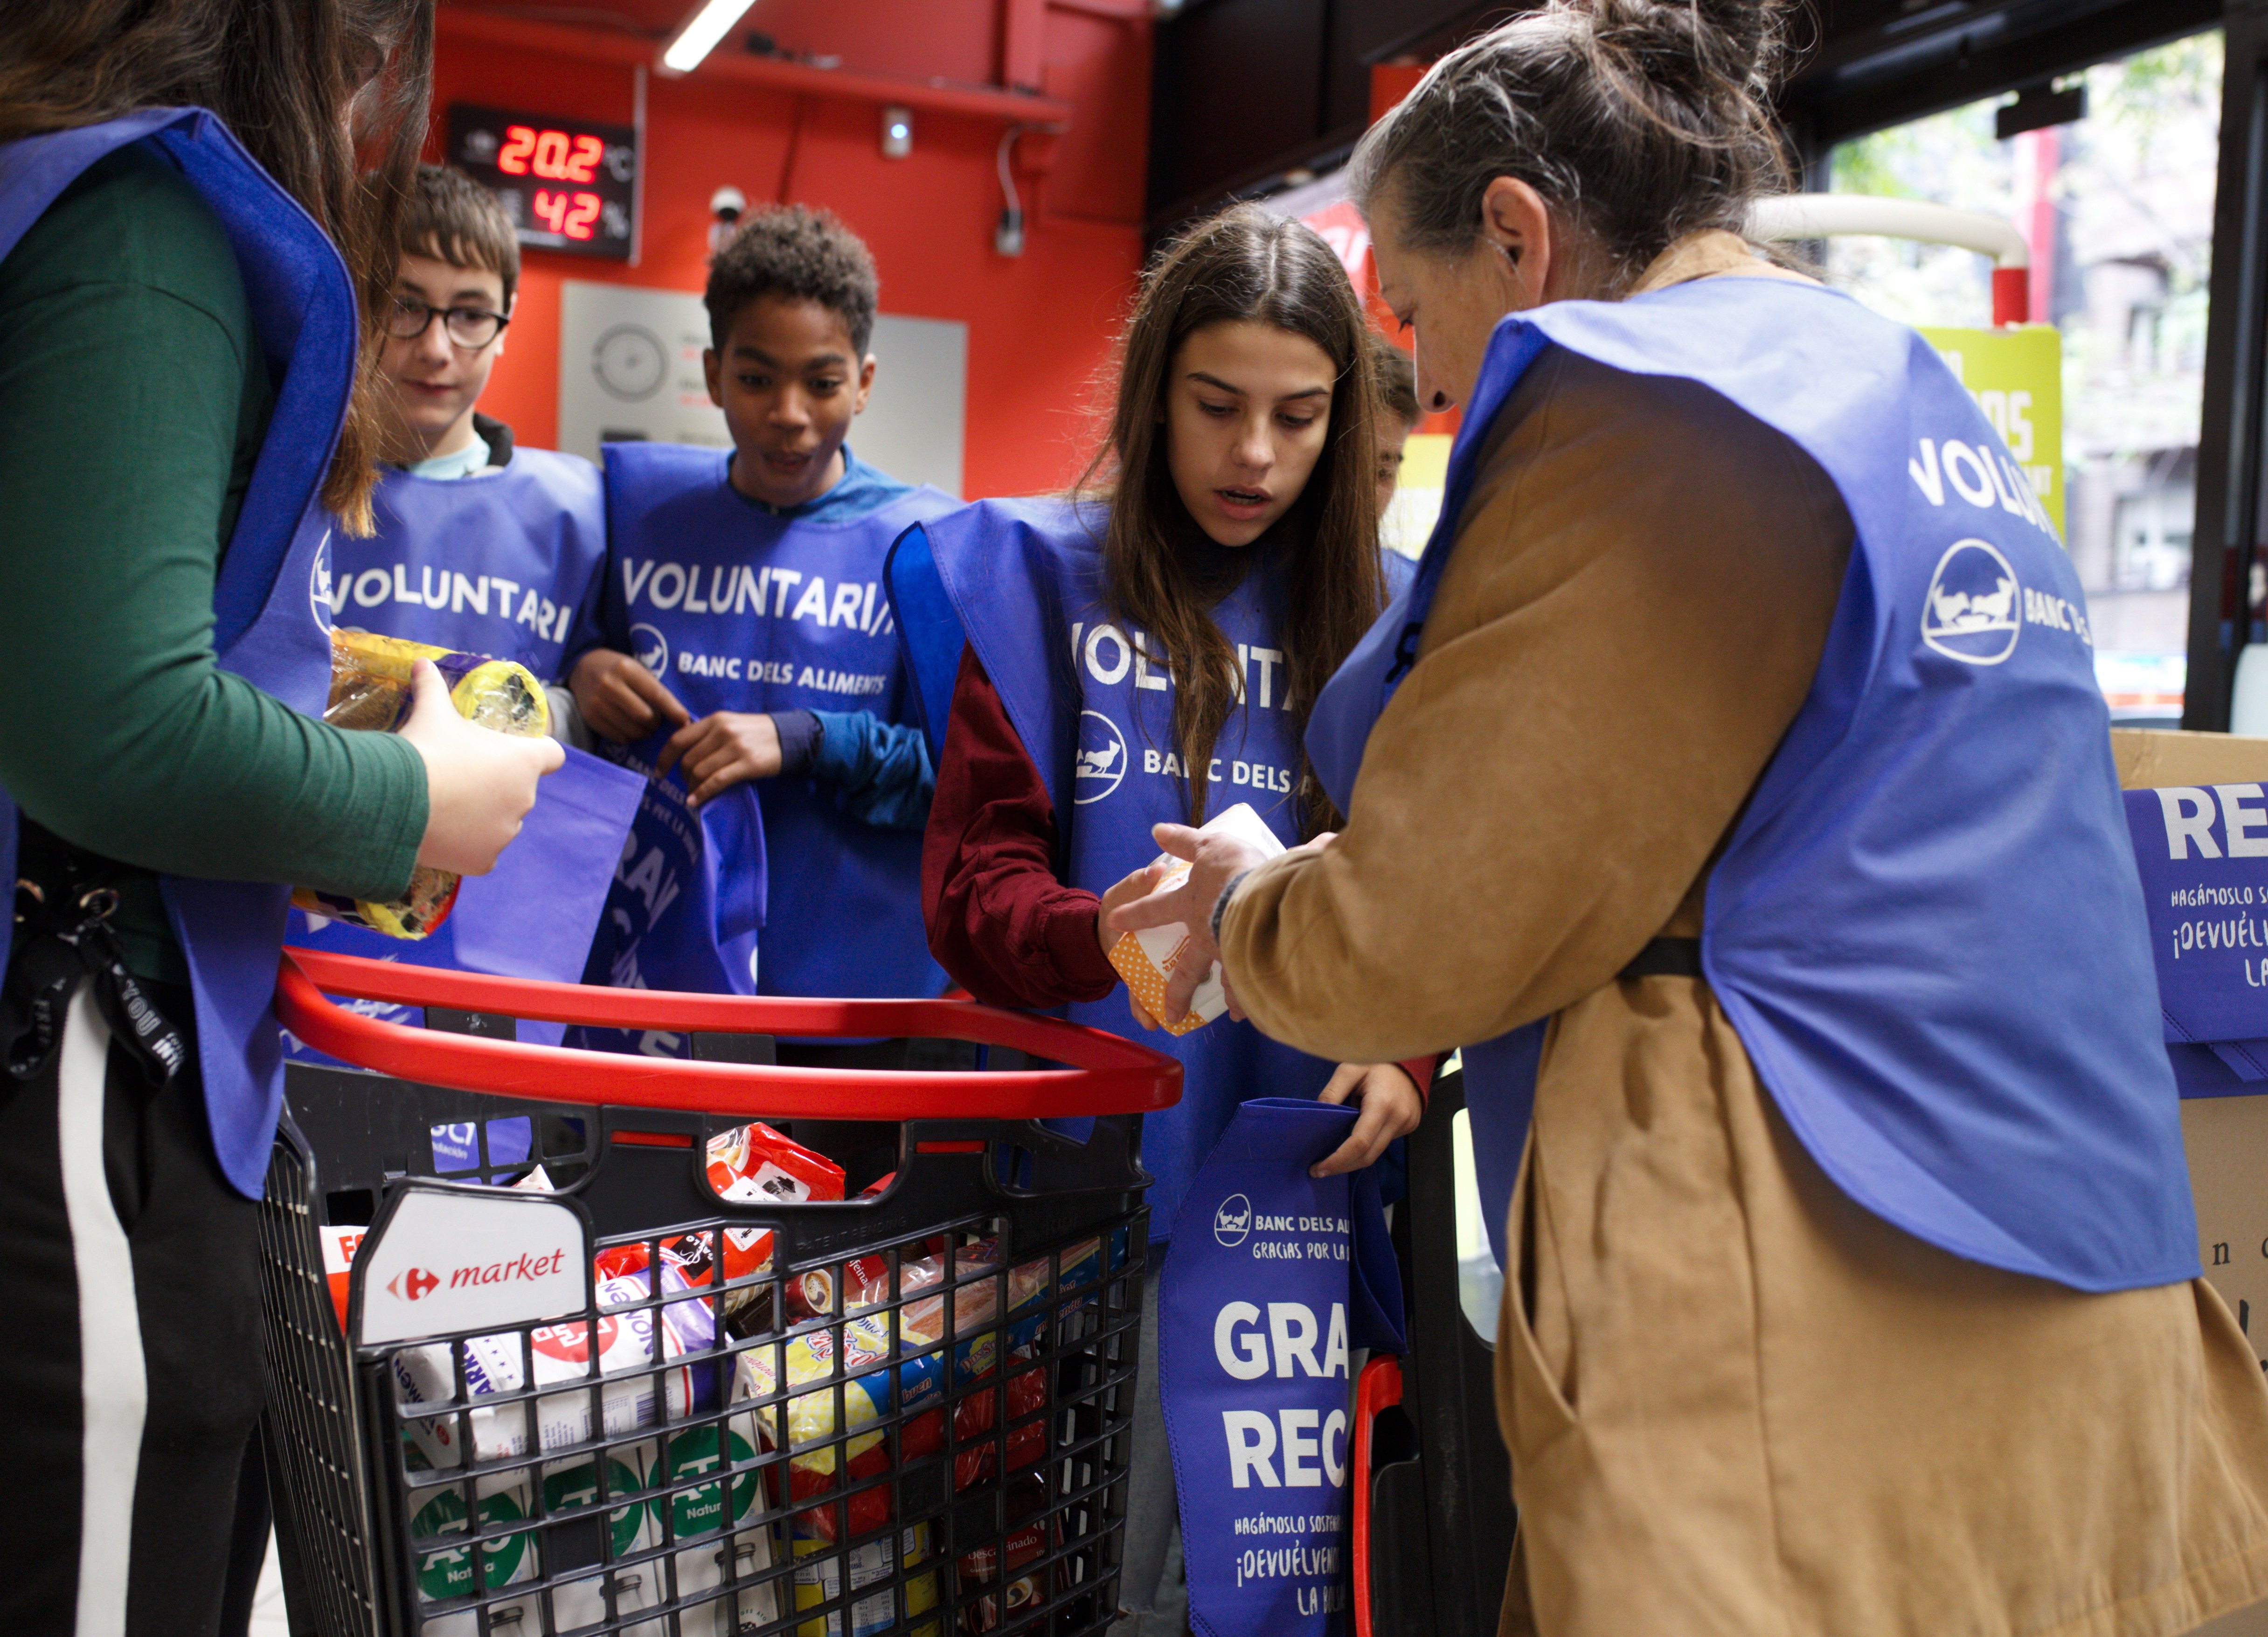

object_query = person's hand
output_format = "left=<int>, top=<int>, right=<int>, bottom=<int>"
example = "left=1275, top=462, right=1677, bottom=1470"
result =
left=658, top=711, right=782, bottom=806
left=1105, top=822, right=1275, bottom=1024
left=402, top=659, right=564, bottom=874
left=1096, top=863, right=1169, bottom=1030
left=1311, top=1062, right=1423, bottom=1177
left=570, top=647, right=691, bottom=744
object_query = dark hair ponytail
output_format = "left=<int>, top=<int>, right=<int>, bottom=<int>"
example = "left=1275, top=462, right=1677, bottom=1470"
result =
left=1349, top=0, right=1796, bottom=289
left=1080, top=204, right=1386, bottom=836
left=0, top=0, right=436, bottom=535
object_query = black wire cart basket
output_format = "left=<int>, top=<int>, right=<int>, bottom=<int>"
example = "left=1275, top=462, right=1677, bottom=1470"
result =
left=256, top=948, right=1180, bottom=1637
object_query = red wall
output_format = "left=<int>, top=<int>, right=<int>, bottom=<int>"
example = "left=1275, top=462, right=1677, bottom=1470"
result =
left=431, top=1, right=1151, bottom=499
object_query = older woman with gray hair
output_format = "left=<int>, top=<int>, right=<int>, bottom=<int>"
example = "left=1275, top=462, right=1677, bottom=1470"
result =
left=1112, top=1, right=2268, bottom=1632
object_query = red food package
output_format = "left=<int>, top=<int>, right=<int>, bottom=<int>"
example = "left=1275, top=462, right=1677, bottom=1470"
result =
left=956, top=1474, right=1055, bottom=1634
left=321, top=1226, right=367, bottom=1330
left=706, top=1121, right=844, bottom=1207
left=700, top=1122, right=845, bottom=1297
left=950, top=1365, right=1049, bottom=1492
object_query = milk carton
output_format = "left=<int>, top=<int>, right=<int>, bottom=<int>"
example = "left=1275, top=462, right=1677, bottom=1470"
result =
left=408, top=1471, right=538, bottom=1636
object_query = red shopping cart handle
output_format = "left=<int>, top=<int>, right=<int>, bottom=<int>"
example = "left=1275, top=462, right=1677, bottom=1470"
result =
left=277, top=948, right=1182, bottom=1120
left=1352, top=1354, right=1401, bottom=1637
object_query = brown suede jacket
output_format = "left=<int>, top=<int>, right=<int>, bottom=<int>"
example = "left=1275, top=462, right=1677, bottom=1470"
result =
left=1218, top=232, right=1857, bottom=1063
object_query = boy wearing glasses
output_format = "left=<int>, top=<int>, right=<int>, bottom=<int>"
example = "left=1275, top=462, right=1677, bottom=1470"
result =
left=288, top=165, right=636, bottom=1060
left=328, top=163, right=606, bottom=690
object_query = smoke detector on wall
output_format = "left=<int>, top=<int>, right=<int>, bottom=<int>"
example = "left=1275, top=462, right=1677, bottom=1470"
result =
left=709, top=185, right=747, bottom=258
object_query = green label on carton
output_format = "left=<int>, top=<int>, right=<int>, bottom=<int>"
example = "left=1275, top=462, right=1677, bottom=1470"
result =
left=650, top=1426, right=758, bottom=1539
left=411, top=1486, right=529, bottom=1601
left=544, top=1455, right=648, bottom=1558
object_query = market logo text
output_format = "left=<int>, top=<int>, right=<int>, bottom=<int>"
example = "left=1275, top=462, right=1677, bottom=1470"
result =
left=385, top=1248, right=569, bottom=1302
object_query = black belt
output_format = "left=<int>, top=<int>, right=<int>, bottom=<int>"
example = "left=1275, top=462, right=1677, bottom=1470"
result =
left=1618, top=936, right=1703, bottom=981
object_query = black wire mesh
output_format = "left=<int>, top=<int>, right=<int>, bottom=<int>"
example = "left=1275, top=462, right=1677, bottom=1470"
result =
left=257, top=1116, right=385, bottom=1637
left=261, top=1064, right=1148, bottom=1637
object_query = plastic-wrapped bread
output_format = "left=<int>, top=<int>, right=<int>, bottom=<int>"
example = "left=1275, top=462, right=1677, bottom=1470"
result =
left=291, top=629, right=550, bottom=939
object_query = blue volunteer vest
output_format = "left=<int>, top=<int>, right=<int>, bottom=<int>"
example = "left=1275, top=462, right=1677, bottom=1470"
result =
left=1159, top=1098, right=1405, bottom=1637
left=1306, top=276, right=2196, bottom=1293
left=602, top=443, right=956, bottom=1003
left=890, top=498, right=1405, bottom=1236
left=284, top=448, right=637, bottom=1055
left=0, top=109, right=358, bottom=1196
left=330, top=448, right=607, bottom=680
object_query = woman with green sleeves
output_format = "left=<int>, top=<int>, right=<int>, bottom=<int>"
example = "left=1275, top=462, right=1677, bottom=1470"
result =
left=0, top=5, right=561, bottom=1631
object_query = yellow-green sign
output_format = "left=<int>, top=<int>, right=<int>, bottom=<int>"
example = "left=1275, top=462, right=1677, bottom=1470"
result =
left=1918, top=323, right=2064, bottom=538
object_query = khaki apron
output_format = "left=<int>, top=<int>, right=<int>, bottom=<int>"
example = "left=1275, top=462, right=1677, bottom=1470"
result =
left=1497, top=969, right=2268, bottom=1637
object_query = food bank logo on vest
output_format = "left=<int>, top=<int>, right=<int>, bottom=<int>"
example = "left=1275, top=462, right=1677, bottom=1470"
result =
left=1076, top=711, right=1127, bottom=803
left=1923, top=539, right=2022, bottom=664
left=1918, top=536, right=2096, bottom=666
left=631, top=621, right=668, bottom=676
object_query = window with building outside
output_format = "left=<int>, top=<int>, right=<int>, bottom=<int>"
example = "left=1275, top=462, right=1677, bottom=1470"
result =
left=1826, top=31, right=2221, bottom=726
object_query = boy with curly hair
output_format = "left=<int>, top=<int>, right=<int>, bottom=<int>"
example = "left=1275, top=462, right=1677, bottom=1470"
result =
left=569, top=206, right=958, bottom=1056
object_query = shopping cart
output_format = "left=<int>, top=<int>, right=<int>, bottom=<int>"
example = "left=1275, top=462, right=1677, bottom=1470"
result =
left=257, top=947, right=1180, bottom=1637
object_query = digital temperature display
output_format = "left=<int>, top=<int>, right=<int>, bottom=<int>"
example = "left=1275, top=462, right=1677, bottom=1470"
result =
left=447, top=104, right=636, bottom=260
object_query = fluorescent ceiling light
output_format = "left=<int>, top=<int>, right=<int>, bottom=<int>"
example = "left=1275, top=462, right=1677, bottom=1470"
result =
left=661, top=0, right=758, bottom=74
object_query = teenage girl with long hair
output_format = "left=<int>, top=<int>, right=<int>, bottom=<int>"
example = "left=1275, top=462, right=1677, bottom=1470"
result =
left=893, top=203, right=1427, bottom=1631
left=0, top=6, right=556, bottom=1630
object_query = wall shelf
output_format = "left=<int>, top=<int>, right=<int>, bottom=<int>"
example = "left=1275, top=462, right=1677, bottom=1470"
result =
left=437, top=8, right=1073, bottom=126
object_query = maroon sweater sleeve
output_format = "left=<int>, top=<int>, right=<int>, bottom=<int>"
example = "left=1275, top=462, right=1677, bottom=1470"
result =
left=922, top=645, right=1122, bottom=1010
left=924, top=648, right=1435, bottom=1098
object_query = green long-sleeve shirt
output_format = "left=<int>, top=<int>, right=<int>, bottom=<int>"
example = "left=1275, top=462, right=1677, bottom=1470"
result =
left=0, top=141, right=427, bottom=981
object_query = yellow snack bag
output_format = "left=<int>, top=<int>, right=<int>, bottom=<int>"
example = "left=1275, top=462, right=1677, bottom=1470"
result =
left=291, top=629, right=549, bottom=939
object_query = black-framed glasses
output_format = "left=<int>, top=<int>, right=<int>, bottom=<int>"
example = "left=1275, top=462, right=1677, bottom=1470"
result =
left=385, top=293, right=510, bottom=348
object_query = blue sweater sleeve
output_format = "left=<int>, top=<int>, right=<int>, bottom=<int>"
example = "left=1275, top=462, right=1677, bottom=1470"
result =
left=808, top=709, right=936, bottom=830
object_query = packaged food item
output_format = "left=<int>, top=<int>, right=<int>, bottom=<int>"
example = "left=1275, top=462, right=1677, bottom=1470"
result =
left=538, top=1443, right=657, bottom=1632
left=954, top=1473, right=1054, bottom=1635
left=320, top=1226, right=367, bottom=1331
left=734, top=1311, right=931, bottom=1541
left=407, top=1472, right=538, bottom=1635
left=791, top=1522, right=938, bottom=1637
left=746, top=1236, right=1077, bottom=1538
left=706, top=1121, right=845, bottom=1208
left=699, top=1122, right=847, bottom=1313
left=673, top=1526, right=785, bottom=1637
left=1104, top=801, right=1284, bottom=1034
left=391, top=1267, right=720, bottom=1468
left=647, top=1420, right=783, bottom=1636
left=932, top=1248, right=1064, bottom=1493
left=294, top=629, right=549, bottom=939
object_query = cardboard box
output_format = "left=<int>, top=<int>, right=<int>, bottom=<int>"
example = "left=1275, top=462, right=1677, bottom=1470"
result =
left=2116, top=728, right=2268, bottom=1372
left=2112, top=726, right=2268, bottom=790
